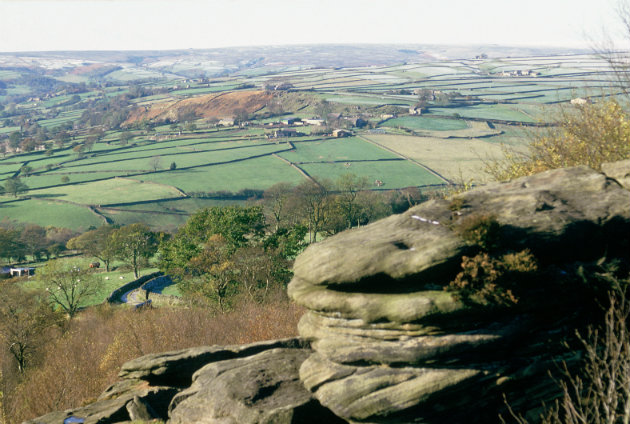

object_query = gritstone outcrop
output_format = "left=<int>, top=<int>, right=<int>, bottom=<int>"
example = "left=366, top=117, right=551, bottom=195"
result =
left=26, top=160, right=630, bottom=424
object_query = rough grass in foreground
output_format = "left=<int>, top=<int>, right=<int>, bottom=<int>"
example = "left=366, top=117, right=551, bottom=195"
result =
left=4, top=293, right=303, bottom=423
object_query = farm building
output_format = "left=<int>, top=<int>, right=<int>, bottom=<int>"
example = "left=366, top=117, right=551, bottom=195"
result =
left=283, top=117, right=302, bottom=125
left=10, top=267, right=35, bottom=277
left=303, top=118, right=325, bottom=126
left=409, top=107, right=423, bottom=115
left=344, top=117, right=367, bottom=128
left=272, top=128, right=302, bottom=138
left=571, top=97, right=592, bottom=105
left=327, top=112, right=342, bottom=121
left=218, top=118, right=235, bottom=126
left=332, top=129, right=352, bottom=138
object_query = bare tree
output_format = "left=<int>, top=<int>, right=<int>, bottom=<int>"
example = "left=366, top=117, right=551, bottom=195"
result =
left=263, top=182, right=295, bottom=231
left=41, top=260, right=103, bottom=318
left=293, top=179, right=332, bottom=243
left=0, top=284, right=61, bottom=373
left=149, top=156, right=162, bottom=172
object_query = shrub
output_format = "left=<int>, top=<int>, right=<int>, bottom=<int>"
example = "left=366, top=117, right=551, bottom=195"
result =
left=455, top=213, right=502, bottom=252
left=486, top=99, right=630, bottom=181
left=447, top=250, right=538, bottom=307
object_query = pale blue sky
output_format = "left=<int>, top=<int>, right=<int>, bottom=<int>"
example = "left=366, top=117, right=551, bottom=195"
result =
left=0, top=0, right=624, bottom=52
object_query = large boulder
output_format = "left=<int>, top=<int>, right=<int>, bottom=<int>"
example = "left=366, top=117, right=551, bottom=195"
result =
left=25, top=338, right=326, bottom=424
left=169, top=348, right=346, bottom=424
left=289, top=163, right=630, bottom=423
left=24, top=161, right=630, bottom=424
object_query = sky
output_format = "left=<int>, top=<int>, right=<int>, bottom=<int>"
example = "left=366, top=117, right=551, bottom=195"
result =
left=0, top=0, right=626, bottom=52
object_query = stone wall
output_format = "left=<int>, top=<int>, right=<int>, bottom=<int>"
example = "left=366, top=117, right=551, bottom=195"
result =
left=106, top=272, right=163, bottom=304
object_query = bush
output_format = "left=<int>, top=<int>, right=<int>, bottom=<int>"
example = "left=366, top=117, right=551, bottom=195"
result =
left=486, top=99, right=630, bottom=181
left=455, top=213, right=502, bottom=252
left=447, top=250, right=538, bottom=307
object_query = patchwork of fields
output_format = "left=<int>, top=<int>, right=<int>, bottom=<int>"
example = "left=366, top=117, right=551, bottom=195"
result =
left=0, top=50, right=618, bottom=230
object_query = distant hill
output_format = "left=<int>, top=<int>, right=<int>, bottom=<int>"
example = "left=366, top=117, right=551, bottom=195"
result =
left=0, top=44, right=590, bottom=80
left=124, top=90, right=273, bottom=125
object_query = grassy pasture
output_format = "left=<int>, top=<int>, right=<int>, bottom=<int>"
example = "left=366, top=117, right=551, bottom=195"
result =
left=380, top=116, right=468, bottom=131
left=170, top=85, right=240, bottom=96
left=430, top=104, right=536, bottom=123
left=300, top=160, right=445, bottom=189
left=325, top=95, right=412, bottom=106
left=0, top=70, right=21, bottom=79
left=27, top=177, right=184, bottom=205
left=0, top=198, right=103, bottom=230
left=62, top=142, right=289, bottom=172
left=426, top=121, right=502, bottom=139
left=38, top=111, right=83, bottom=128
left=0, top=162, right=23, bottom=176
left=138, top=155, right=305, bottom=193
left=114, top=197, right=243, bottom=213
left=98, top=208, right=189, bottom=230
left=97, top=196, right=245, bottom=230
left=21, top=257, right=160, bottom=307
left=0, top=126, right=20, bottom=134
left=278, top=137, right=398, bottom=163
left=22, top=172, right=123, bottom=189
left=362, top=133, right=527, bottom=182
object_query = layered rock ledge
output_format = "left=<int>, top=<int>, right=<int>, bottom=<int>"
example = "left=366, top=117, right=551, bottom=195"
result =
left=26, top=160, right=630, bottom=424
left=288, top=161, right=630, bottom=423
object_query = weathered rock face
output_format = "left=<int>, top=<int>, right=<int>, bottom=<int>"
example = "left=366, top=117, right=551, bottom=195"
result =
left=24, top=338, right=336, bottom=424
left=25, top=161, right=630, bottom=424
left=289, top=163, right=630, bottom=423
left=169, top=348, right=346, bottom=424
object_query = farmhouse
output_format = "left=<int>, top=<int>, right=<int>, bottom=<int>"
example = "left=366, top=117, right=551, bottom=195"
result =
left=271, top=128, right=303, bottom=138
left=264, top=82, right=294, bottom=91
left=218, top=118, right=235, bottom=126
left=303, top=118, right=325, bottom=126
left=327, top=112, right=342, bottom=122
left=332, top=129, right=352, bottom=138
left=571, top=97, right=592, bottom=105
left=499, top=70, right=539, bottom=77
left=10, top=267, right=35, bottom=277
left=344, top=117, right=367, bottom=128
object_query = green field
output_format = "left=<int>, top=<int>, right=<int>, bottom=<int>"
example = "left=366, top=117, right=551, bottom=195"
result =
left=363, top=133, right=524, bottom=182
left=0, top=198, right=103, bottom=230
left=28, top=177, right=184, bottom=205
left=380, top=116, right=469, bottom=131
left=278, top=137, right=398, bottom=163
left=0, top=126, right=20, bottom=134
left=0, top=49, right=613, bottom=230
left=139, top=155, right=305, bottom=193
left=21, top=257, right=160, bottom=307
left=300, top=160, right=446, bottom=188
left=430, top=104, right=536, bottom=122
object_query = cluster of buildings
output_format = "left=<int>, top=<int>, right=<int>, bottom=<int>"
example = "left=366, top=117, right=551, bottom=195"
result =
left=497, top=70, right=540, bottom=77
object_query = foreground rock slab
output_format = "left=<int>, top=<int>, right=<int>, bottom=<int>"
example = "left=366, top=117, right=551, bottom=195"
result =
left=289, top=163, right=630, bottom=423
left=26, top=338, right=332, bottom=424
left=169, top=348, right=346, bottom=424
left=24, top=161, right=630, bottom=424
